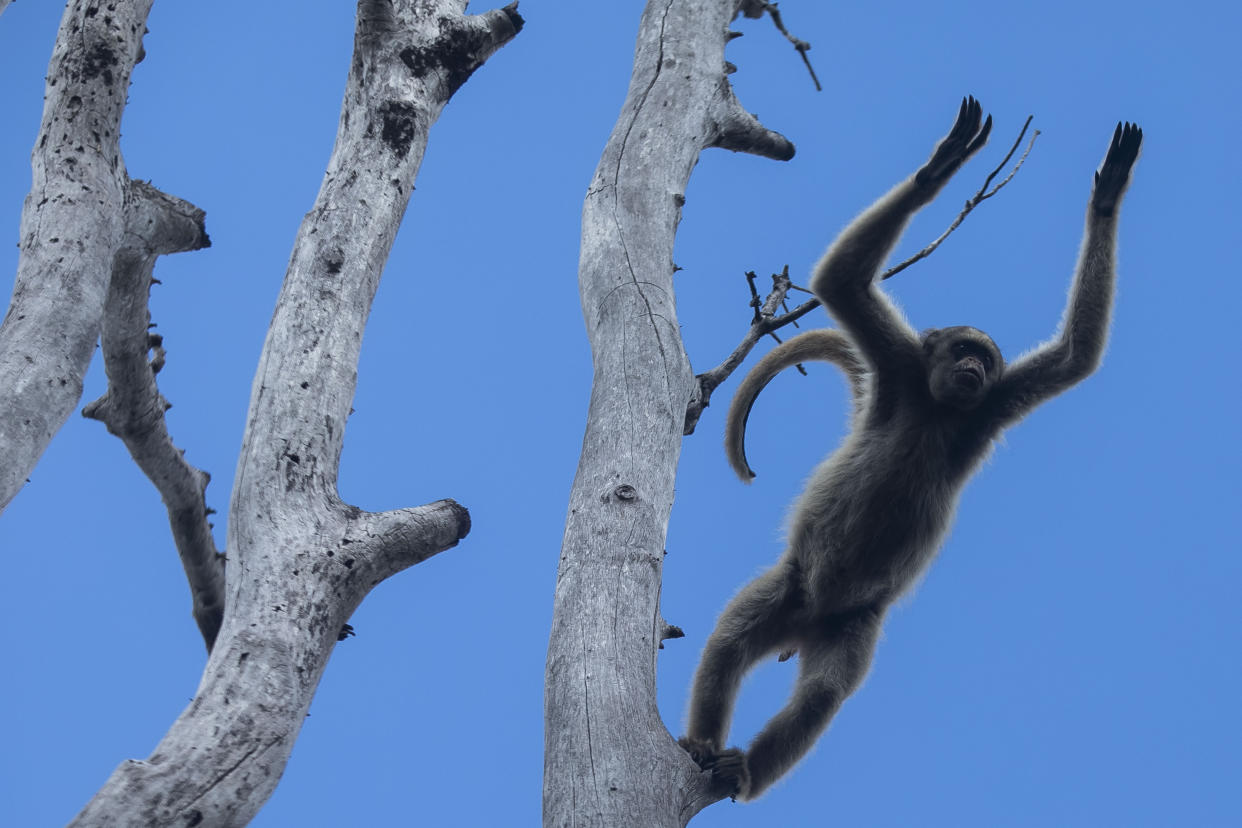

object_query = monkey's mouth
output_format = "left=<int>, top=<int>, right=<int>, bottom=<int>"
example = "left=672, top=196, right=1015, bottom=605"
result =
left=953, top=366, right=983, bottom=391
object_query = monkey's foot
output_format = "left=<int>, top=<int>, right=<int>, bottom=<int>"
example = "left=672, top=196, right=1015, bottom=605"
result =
left=678, top=737, right=751, bottom=800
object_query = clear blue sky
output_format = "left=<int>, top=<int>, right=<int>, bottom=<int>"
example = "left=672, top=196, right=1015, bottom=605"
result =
left=1, top=2, right=1239, bottom=826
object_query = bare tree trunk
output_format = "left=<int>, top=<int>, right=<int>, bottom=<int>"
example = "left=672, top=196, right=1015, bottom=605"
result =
left=543, top=2, right=793, bottom=825
left=0, top=0, right=162, bottom=513
left=69, top=2, right=521, bottom=824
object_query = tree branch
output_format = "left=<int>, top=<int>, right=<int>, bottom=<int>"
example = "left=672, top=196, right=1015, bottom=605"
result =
left=881, top=115, right=1038, bottom=280
left=738, top=0, right=821, bottom=90
left=81, top=180, right=221, bottom=650
left=352, top=499, right=472, bottom=583
left=0, top=0, right=156, bottom=513
left=709, top=81, right=796, bottom=160
left=546, top=2, right=794, bottom=823
left=684, top=267, right=797, bottom=434
left=71, top=2, right=519, bottom=824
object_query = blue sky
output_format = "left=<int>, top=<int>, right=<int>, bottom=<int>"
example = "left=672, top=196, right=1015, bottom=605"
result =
left=1, top=2, right=1239, bottom=826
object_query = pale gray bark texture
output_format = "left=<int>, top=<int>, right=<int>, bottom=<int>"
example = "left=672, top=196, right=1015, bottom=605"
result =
left=543, top=2, right=793, bottom=826
left=69, top=1, right=522, bottom=825
left=0, top=0, right=160, bottom=513
left=81, top=181, right=221, bottom=648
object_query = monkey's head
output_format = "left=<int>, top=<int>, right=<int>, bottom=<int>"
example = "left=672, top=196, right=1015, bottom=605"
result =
left=922, top=326, right=1003, bottom=410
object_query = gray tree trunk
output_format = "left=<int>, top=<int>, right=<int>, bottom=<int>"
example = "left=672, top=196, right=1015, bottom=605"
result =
left=64, top=1, right=522, bottom=825
left=0, top=0, right=159, bottom=513
left=542, top=2, right=793, bottom=825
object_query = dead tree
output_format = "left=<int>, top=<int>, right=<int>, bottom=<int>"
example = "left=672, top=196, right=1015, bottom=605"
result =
left=543, top=1, right=797, bottom=825
left=0, top=0, right=196, bottom=514
left=0, top=0, right=522, bottom=824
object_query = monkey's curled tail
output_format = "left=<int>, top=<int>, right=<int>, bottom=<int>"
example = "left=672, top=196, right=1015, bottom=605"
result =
left=725, top=329, right=866, bottom=483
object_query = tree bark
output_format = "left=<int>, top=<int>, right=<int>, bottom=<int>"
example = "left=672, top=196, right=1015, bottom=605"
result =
left=0, top=0, right=158, bottom=513
left=69, top=2, right=521, bottom=825
left=81, top=181, right=220, bottom=648
left=543, top=2, right=792, bottom=825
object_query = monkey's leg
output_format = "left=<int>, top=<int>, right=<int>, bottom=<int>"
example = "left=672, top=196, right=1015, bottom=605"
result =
left=685, top=565, right=800, bottom=750
left=741, top=605, right=883, bottom=800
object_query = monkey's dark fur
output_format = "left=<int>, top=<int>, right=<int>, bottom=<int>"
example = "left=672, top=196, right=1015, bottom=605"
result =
left=681, top=100, right=1142, bottom=801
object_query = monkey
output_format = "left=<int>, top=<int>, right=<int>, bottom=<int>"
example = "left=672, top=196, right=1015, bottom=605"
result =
left=680, top=98, right=1142, bottom=801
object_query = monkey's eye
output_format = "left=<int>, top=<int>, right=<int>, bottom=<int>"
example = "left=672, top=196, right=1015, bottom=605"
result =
left=952, top=342, right=993, bottom=371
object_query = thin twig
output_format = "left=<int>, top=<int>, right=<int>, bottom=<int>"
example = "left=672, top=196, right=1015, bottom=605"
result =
left=760, top=2, right=821, bottom=91
left=684, top=268, right=796, bottom=434
left=881, top=116, right=1038, bottom=280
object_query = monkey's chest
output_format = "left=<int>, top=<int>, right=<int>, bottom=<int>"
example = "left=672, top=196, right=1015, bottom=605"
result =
left=794, top=447, right=958, bottom=603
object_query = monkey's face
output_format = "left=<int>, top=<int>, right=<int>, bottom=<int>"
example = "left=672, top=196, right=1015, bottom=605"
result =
left=923, top=326, right=1003, bottom=410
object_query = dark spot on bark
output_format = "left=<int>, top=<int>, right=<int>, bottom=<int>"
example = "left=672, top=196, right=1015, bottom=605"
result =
left=82, top=42, right=119, bottom=87
left=184, top=810, right=203, bottom=827
left=324, top=249, right=344, bottom=274
left=614, top=484, right=638, bottom=501
left=398, top=46, right=431, bottom=76
left=300, top=381, right=309, bottom=389
left=287, top=453, right=300, bottom=464
left=378, top=101, right=417, bottom=158
left=342, top=558, right=354, bottom=569
left=85, top=6, right=99, bottom=17
left=398, top=7, right=523, bottom=98
left=326, top=550, right=334, bottom=557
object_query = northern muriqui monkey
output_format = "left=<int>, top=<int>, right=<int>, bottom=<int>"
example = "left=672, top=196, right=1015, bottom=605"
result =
left=680, top=98, right=1142, bottom=801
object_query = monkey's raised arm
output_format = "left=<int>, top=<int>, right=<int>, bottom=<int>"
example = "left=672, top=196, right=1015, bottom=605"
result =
left=989, top=123, right=1142, bottom=423
left=724, top=329, right=865, bottom=482
left=810, top=98, right=992, bottom=380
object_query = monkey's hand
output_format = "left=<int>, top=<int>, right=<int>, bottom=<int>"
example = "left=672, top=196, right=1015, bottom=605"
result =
left=1091, top=122, right=1142, bottom=218
left=679, top=737, right=752, bottom=801
left=914, top=96, right=992, bottom=196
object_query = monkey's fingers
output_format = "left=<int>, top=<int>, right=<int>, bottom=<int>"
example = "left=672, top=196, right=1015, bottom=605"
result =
left=964, top=114, right=993, bottom=158
left=705, top=748, right=750, bottom=800
left=919, top=96, right=988, bottom=186
left=1112, top=122, right=1143, bottom=168
left=1093, top=122, right=1142, bottom=212
left=678, top=736, right=714, bottom=769
left=947, top=96, right=983, bottom=147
